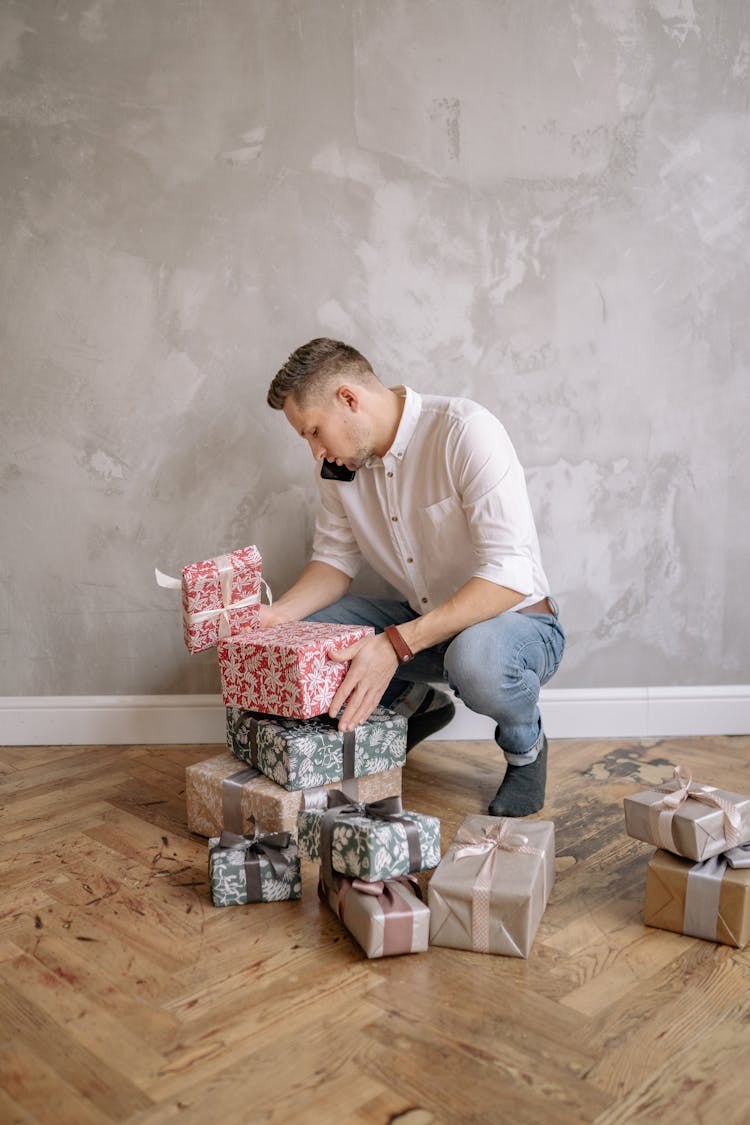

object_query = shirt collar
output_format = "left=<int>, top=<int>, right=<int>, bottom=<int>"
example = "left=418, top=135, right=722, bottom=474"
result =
left=363, top=385, right=422, bottom=469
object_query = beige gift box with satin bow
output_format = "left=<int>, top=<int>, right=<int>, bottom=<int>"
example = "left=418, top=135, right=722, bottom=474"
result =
left=320, top=872, right=430, bottom=959
left=428, top=814, right=555, bottom=957
left=624, top=766, right=750, bottom=862
left=644, top=848, right=750, bottom=948
left=186, top=751, right=402, bottom=837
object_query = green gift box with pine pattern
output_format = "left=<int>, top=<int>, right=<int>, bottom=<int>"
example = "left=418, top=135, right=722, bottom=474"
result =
left=226, top=704, right=407, bottom=792
left=208, top=830, right=302, bottom=907
left=297, top=792, right=441, bottom=883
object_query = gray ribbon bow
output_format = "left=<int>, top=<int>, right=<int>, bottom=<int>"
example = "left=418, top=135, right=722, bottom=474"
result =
left=214, top=830, right=292, bottom=902
left=318, top=791, right=423, bottom=891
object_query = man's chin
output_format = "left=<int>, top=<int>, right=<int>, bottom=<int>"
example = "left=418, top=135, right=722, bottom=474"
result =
left=349, top=449, right=374, bottom=471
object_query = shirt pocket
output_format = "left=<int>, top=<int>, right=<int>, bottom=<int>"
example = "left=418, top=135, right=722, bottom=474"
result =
left=416, top=495, right=469, bottom=551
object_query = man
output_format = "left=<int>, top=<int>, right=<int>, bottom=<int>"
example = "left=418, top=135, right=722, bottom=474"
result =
left=261, top=338, right=565, bottom=817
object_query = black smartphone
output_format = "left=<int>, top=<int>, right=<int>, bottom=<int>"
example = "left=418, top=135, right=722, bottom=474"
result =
left=320, top=460, right=356, bottom=482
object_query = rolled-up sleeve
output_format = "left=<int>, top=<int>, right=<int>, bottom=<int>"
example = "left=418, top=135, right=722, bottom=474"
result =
left=310, top=476, right=363, bottom=580
left=452, top=411, right=536, bottom=596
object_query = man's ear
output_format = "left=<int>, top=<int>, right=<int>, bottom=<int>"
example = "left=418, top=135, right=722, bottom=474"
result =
left=335, top=384, right=360, bottom=412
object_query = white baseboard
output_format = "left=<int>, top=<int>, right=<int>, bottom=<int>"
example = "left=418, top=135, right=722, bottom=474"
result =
left=0, top=686, right=748, bottom=746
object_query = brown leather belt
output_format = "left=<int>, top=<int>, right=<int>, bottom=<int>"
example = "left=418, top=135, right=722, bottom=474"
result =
left=518, top=597, right=555, bottom=616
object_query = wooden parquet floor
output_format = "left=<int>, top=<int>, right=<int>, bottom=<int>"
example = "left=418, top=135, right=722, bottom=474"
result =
left=2, top=734, right=750, bottom=1124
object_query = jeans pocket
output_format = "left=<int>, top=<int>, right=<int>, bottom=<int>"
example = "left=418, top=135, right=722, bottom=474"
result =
left=542, top=621, right=565, bottom=682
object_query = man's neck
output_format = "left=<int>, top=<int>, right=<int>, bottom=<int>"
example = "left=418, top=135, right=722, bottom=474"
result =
left=372, top=386, right=407, bottom=458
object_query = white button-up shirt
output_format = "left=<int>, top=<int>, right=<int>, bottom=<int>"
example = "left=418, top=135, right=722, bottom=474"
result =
left=311, top=386, right=550, bottom=614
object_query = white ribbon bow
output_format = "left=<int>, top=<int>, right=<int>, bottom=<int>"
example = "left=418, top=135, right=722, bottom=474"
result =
left=155, top=561, right=272, bottom=629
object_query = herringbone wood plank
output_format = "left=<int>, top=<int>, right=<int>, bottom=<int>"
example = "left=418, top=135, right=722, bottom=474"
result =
left=1, top=735, right=750, bottom=1124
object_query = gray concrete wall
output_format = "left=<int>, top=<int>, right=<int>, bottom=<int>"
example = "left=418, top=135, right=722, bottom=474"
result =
left=1, top=0, right=748, bottom=697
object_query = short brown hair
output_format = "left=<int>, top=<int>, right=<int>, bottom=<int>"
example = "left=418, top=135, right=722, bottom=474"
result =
left=267, top=338, right=375, bottom=410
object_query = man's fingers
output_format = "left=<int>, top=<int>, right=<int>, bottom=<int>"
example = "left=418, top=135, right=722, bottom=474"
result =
left=329, top=674, right=378, bottom=730
left=326, top=633, right=399, bottom=725
left=338, top=687, right=380, bottom=731
left=327, top=640, right=362, bottom=664
left=328, top=666, right=357, bottom=719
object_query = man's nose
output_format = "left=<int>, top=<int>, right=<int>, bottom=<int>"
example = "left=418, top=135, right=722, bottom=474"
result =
left=308, top=438, right=325, bottom=460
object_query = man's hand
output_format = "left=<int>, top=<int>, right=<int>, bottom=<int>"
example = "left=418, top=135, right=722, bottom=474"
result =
left=256, top=561, right=352, bottom=631
left=258, top=603, right=290, bottom=629
left=327, top=633, right=400, bottom=731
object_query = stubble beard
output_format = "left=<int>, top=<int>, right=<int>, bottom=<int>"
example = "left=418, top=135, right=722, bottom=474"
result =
left=345, top=417, right=375, bottom=471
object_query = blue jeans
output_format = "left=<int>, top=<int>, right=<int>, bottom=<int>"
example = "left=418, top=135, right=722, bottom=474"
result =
left=306, top=595, right=566, bottom=764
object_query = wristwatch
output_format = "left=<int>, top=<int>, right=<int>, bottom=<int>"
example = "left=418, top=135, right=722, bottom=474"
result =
left=384, top=624, right=414, bottom=664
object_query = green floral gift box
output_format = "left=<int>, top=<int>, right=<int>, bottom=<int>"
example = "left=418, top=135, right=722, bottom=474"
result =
left=297, top=793, right=441, bottom=883
left=208, top=830, right=302, bottom=907
left=226, top=705, right=407, bottom=792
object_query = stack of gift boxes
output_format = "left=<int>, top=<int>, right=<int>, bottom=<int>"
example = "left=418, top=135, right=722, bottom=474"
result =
left=624, top=766, right=750, bottom=949
left=159, top=544, right=558, bottom=960
left=163, top=545, right=750, bottom=961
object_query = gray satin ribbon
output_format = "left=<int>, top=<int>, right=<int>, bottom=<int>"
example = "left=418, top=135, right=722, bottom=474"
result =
left=683, top=854, right=725, bottom=941
left=725, top=843, right=750, bottom=869
left=341, top=729, right=356, bottom=780
left=311, top=716, right=356, bottom=780
left=303, top=775, right=361, bottom=811
left=216, top=829, right=292, bottom=902
left=221, top=765, right=260, bottom=833
left=235, top=714, right=260, bottom=767
left=318, top=791, right=423, bottom=891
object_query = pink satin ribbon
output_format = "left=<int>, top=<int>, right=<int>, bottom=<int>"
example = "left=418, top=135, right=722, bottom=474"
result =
left=453, top=820, right=545, bottom=954
left=328, top=874, right=421, bottom=956
left=650, top=766, right=742, bottom=852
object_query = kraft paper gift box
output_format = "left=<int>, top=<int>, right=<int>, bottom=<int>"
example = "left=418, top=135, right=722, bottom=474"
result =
left=428, top=814, right=555, bottom=957
left=156, top=544, right=263, bottom=654
left=217, top=621, right=373, bottom=719
left=226, top=704, right=407, bottom=791
left=319, top=871, right=430, bottom=958
left=208, top=830, right=301, bottom=906
left=186, top=751, right=403, bottom=837
left=623, top=765, right=750, bottom=862
left=643, top=847, right=750, bottom=948
left=297, top=791, right=441, bottom=882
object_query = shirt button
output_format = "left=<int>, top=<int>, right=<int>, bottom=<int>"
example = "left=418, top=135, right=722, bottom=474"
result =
left=387, top=471, right=394, bottom=478
left=406, top=557, right=413, bottom=564
left=391, top=515, right=398, bottom=522
left=421, top=597, right=428, bottom=604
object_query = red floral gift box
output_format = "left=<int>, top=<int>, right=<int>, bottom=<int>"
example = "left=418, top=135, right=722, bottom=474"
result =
left=156, top=544, right=263, bottom=654
left=218, top=621, right=373, bottom=720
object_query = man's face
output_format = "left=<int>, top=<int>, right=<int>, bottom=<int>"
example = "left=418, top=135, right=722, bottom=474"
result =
left=283, top=388, right=373, bottom=471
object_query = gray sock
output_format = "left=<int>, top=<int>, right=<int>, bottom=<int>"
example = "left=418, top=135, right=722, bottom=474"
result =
left=488, top=733, right=548, bottom=818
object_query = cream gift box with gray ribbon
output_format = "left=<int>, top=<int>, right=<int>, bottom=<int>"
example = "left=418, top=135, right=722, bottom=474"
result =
left=186, top=751, right=402, bottom=838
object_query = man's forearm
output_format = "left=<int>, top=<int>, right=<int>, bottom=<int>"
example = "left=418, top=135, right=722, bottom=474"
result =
left=397, top=577, right=525, bottom=654
left=268, top=560, right=352, bottom=624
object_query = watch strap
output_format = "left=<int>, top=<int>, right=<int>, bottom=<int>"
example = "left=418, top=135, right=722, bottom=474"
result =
left=384, top=624, right=414, bottom=664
